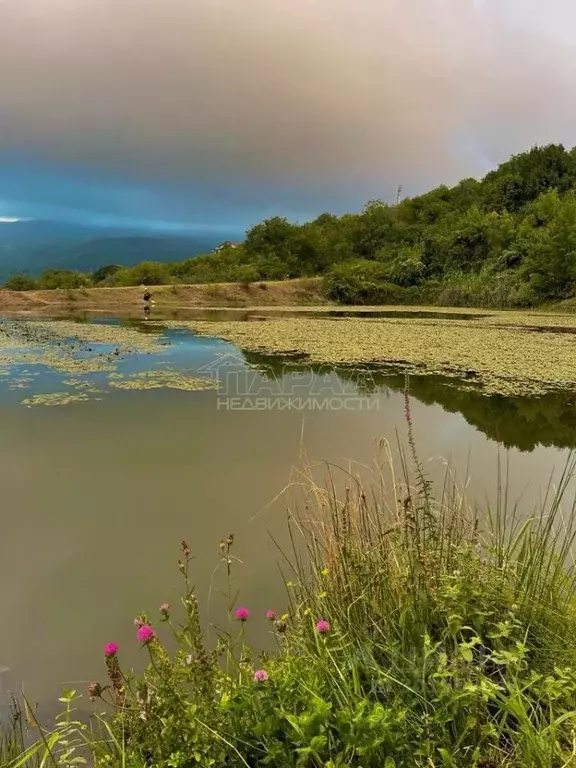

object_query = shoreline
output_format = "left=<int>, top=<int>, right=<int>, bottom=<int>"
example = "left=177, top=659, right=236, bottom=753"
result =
left=3, top=282, right=576, bottom=397
left=0, top=278, right=327, bottom=314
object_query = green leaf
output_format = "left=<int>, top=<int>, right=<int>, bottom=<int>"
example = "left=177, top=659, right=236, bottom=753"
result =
left=309, top=735, right=328, bottom=752
left=438, top=748, right=459, bottom=768
left=461, top=646, right=473, bottom=662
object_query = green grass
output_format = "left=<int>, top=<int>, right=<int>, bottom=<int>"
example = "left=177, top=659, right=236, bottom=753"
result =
left=0, top=697, right=39, bottom=768
left=9, top=409, right=576, bottom=767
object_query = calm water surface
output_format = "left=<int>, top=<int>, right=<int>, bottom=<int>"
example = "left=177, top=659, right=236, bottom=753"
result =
left=0, top=314, right=574, bottom=712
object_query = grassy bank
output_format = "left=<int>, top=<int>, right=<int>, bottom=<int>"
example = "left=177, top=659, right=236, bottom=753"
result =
left=8, top=422, right=576, bottom=767
left=5, top=275, right=576, bottom=317
left=0, top=278, right=327, bottom=314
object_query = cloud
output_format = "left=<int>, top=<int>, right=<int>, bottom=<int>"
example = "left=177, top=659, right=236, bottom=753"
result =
left=1, top=0, right=576, bottom=217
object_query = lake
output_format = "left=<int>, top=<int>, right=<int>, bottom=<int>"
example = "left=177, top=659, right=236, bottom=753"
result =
left=0, top=312, right=574, bottom=714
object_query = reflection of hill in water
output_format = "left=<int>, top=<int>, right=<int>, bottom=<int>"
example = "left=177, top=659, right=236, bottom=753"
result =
left=241, top=350, right=576, bottom=453
left=392, top=376, right=576, bottom=453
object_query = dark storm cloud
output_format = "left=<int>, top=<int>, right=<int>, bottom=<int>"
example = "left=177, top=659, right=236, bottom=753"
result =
left=1, top=0, right=576, bottom=219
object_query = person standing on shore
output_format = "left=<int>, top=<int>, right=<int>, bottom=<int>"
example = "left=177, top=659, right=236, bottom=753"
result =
left=142, top=287, right=152, bottom=319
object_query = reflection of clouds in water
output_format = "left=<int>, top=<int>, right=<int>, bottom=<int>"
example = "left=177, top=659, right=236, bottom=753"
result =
left=432, top=409, right=471, bottom=442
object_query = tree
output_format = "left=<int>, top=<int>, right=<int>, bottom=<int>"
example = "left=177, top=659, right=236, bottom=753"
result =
left=119, top=261, right=171, bottom=286
left=324, top=260, right=405, bottom=304
left=237, top=265, right=260, bottom=286
left=38, top=270, right=89, bottom=289
left=3, top=274, right=37, bottom=291
left=350, top=201, right=405, bottom=258
left=483, top=144, right=576, bottom=212
left=244, top=217, right=324, bottom=277
left=376, top=244, right=425, bottom=286
left=422, top=207, right=515, bottom=275
left=92, top=264, right=122, bottom=284
left=244, top=217, right=297, bottom=262
left=522, top=193, right=576, bottom=299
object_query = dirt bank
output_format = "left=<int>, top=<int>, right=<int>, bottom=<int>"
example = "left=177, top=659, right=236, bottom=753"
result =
left=0, top=278, right=327, bottom=314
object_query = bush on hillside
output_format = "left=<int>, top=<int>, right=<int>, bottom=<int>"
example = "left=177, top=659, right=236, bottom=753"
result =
left=37, top=269, right=90, bottom=290
left=435, top=269, right=534, bottom=308
left=3, top=274, right=38, bottom=291
left=114, top=261, right=172, bottom=286
left=375, top=244, right=425, bottom=287
left=237, top=264, right=260, bottom=286
left=91, top=264, right=122, bottom=284
left=325, top=261, right=409, bottom=304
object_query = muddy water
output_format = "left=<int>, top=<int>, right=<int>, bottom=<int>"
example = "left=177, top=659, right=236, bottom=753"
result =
left=0, top=316, right=574, bottom=712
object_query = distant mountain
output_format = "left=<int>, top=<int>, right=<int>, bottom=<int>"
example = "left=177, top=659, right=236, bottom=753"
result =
left=0, top=219, right=237, bottom=280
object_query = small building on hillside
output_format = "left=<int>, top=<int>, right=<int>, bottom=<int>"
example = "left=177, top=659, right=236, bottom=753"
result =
left=212, top=241, right=242, bottom=253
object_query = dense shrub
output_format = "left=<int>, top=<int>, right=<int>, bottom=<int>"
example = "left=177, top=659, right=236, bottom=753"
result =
left=375, top=244, right=425, bottom=286
left=237, top=264, right=260, bottom=286
left=91, top=264, right=122, bottom=284
left=114, top=261, right=172, bottom=286
left=435, top=269, right=534, bottom=308
left=325, top=261, right=409, bottom=304
left=37, top=270, right=89, bottom=290
left=3, top=274, right=37, bottom=291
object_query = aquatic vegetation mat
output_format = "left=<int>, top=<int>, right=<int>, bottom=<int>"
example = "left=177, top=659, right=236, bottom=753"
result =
left=0, top=318, right=166, bottom=375
left=108, top=370, right=218, bottom=391
left=0, top=318, right=220, bottom=405
left=172, top=310, right=576, bottom=396
left=22, top=392, right=91, bottom=407
left=6, top=309, right=576, bottom=402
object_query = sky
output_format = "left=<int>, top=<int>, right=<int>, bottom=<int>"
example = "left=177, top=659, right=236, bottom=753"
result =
left=1, top=0, right=576, bottom=232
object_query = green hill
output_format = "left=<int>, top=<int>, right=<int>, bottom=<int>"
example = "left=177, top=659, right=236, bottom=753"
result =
left=7, top=144, right=576, bottom=308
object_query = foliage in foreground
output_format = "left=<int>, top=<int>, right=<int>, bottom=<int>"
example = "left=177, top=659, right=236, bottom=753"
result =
left=0, top=698, right=35, bottom=768
left=10, top=422, right=576, bottom=767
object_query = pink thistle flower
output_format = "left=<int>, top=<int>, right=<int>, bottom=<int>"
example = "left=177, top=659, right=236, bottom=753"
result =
left=137, top=624, right=155, bottom=644
left=265, top=610, right=276, bottom=621
left=253, top=669, right=269, bottom=682
left=104, top=642, right=119, bottom=657
left=235, top=607, right=250, bottom=622
left=316, top=619, right=330, bottom=634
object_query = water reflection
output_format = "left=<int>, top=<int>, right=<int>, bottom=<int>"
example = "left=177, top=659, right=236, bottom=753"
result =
left=45, top=307, right=491, bottom=323
left=2, top=314, right=576, bottom=453
left=242, top=350, right=576, bottom=453
left=1, top=317, right=576, bottom=714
